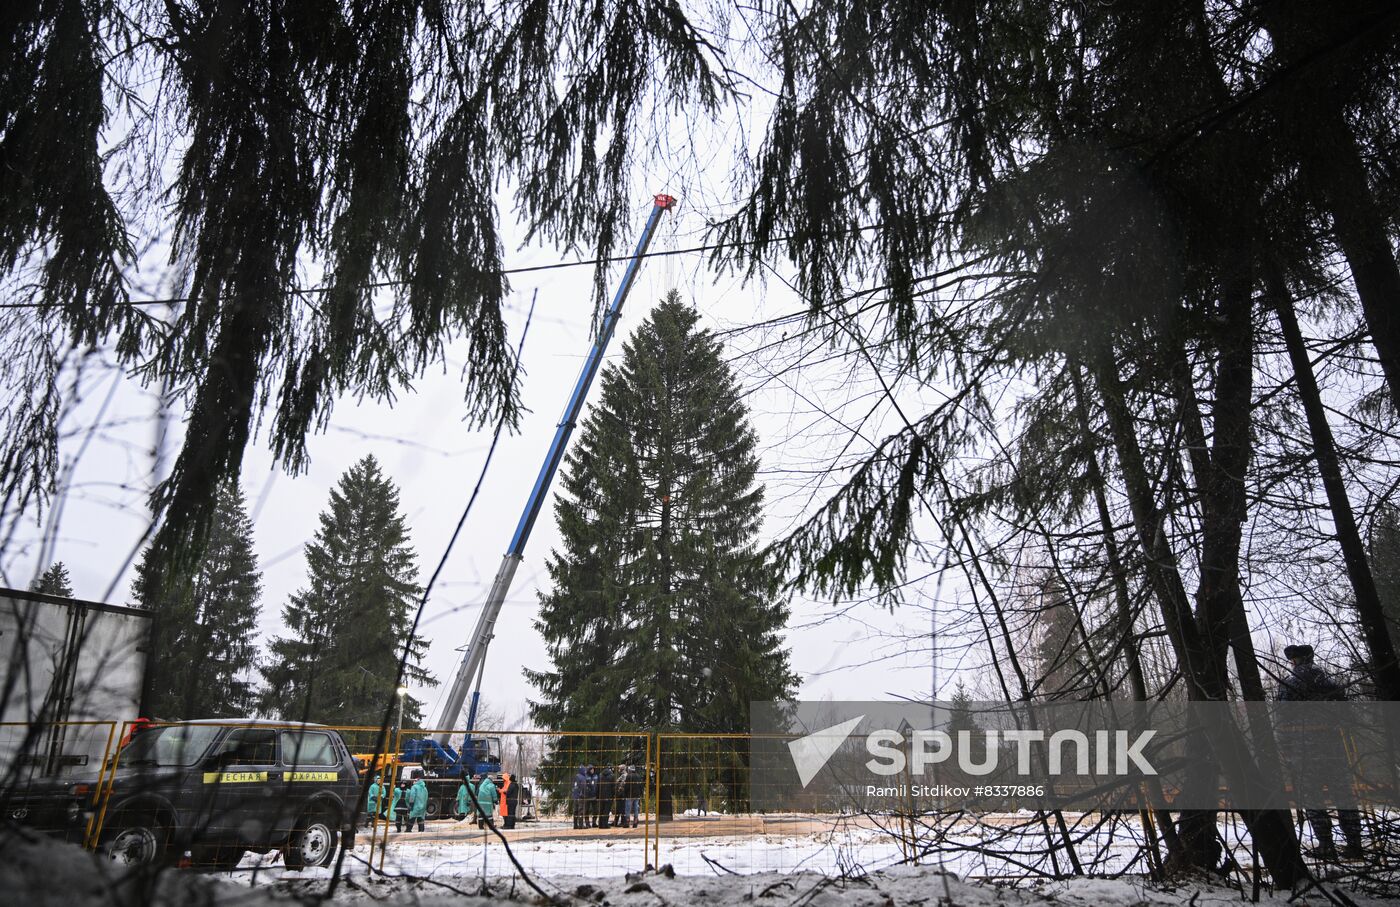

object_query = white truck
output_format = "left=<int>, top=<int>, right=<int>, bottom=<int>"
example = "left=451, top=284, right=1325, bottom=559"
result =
left=0, top=586, right=151, bottom=790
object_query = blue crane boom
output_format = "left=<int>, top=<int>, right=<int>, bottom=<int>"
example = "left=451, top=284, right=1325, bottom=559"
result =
left=431, top=194, right=677, bottom=743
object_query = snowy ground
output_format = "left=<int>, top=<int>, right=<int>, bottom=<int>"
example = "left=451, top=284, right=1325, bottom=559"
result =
left=4, top=816, right=1396, bottom=905
left=203, top=813, right=1393, bottom=905
left=222, top=813, right=1191, bottom=881
left=2, top=825, right=1392, bottom=907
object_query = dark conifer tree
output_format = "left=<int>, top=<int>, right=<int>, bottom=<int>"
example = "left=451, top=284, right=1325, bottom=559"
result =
left=31, top=562, right=74, bottom=597
left=132, top=482, right=261, bottom=718
left=528, top=292, right=796, bottom=734
left=0, top=2, right=727, bottom=610
left=1030, top=578, right=1083, bottom=700
left=1367, top=505, right=1400, bottom=651
left=260, top=455, right=434, bottom=726
left=946, top=681, right=978, bottom=734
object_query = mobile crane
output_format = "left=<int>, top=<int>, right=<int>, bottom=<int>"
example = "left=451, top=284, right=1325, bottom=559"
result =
left=391, top=194, right=677, bottom=803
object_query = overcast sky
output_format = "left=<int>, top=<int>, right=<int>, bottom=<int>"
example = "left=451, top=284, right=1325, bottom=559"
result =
left=4, top=192, right=982, bottom=729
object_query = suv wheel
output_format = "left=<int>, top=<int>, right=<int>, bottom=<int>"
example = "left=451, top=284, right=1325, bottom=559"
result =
left=285, top=814, right=338, bottom=870
left=102, top=814, right=170, bottom=867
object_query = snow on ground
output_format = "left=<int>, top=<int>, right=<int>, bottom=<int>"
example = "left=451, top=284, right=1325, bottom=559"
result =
left=269, top=868, right=1400, bottom=907
left=207, top=816, right=1396, bottom=907
left=3, top=825, right=1393, bottom=907
left=226, top=814, right=1157, bottom=882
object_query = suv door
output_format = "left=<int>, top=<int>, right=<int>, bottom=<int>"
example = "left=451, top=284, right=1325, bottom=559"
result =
left=278, top=730, right=346, bottom=826
left=201, top=728, right=281, bottom=848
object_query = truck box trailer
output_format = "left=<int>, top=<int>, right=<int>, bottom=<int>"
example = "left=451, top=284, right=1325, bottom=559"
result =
left=0, top=587, right=151, bottom=786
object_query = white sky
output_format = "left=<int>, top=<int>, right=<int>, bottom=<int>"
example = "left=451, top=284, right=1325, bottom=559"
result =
left=3, top=3, right=1371, bottom=743
left=3, top=193, right=979, bottom=728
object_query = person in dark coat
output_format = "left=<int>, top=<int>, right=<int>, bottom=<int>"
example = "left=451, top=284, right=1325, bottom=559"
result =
left=393, top=780, right=410, bottom=832
left=622, top=764, right=642, bottom=828
left=611, top=765, right=627, bottom=829
left=1275, top=644, right=1364, bottom=860
left=582, top=767, right=599, bottom=828
left=596, top=767, right=615, bottom=829
left=500, top=772, right=519, bottom=830
left=571, top=766, right=588, bottom=829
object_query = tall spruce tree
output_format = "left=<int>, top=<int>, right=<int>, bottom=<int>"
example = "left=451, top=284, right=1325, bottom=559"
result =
left=528, top=293, right=796, bottom=734
left=260, top=455, right=434, bottom=726
left=1030, top=578, right=1083, bottom=700
left=31, top=562, right=74, bottom=597
left=132, top=482, right=261, bottom=718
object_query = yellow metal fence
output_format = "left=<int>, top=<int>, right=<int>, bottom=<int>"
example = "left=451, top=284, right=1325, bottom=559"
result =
left=0, top=720, right=119, bottom=849
left=6, top=723, right=1388, bottom=879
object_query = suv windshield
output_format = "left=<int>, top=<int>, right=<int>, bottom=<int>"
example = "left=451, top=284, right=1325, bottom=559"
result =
left=121, top=724, right=222, bottom=766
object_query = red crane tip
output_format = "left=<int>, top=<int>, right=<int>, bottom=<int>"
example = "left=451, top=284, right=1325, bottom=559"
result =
left=654, top=194, right=677, bottom=210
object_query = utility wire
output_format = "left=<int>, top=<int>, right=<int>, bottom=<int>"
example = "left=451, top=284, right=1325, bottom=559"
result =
left=0, top=222, right=888, bottom=311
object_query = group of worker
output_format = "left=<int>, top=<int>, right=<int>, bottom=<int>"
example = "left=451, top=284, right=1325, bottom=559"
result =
left=456, top=770, right=521, bottom=829
left=365, top=773, right=429, bottom=833
left=571, top=764, right=644, bottom=829
left=363, top=770, right=521, bottom=832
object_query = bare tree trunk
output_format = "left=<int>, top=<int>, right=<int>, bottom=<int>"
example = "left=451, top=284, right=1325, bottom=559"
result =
left=1169, top=292, right=1301, bottom=881
left=1091, top=354, right=1209, bottom=690
left=1071, top=366, right=1182, bottom=863
left=1090, top=350, right=1307, bottom=885
left=1167, top=326, right=1273, bottom=703
left=1309, top=105, right=1400, bottom=407
left=1267, top=266, right=1400, bottom=700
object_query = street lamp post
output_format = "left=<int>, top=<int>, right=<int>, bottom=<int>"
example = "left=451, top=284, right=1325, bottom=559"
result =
left=392, top=686, right=408, bottom=766
left=394, top=686, right=408, bottom=730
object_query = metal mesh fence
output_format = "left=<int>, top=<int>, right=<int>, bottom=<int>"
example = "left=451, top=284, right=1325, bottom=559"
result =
left=363, top=728, right=654, bottom=879
left=0, top=720, right=119, bottom=848
left=3, top=720, right=1397, bottom=885
left=650, top=732, right=921, bottom=876
left=649, top=732, right=1400, bottom=881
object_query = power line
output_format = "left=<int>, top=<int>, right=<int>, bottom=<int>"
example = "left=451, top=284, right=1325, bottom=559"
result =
left=0, top=221, right=888, bottom=311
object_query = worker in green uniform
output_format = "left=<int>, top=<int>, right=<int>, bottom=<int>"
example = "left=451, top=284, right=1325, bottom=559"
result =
left=391, top=780, right=408, bottom=831
left=407, top=772, right=430, bottom=832
left=455, top=772, right=472, bottom=821
left=365, top=775, right=383, bottom=821
left=470, top=772, right=499, bottom=829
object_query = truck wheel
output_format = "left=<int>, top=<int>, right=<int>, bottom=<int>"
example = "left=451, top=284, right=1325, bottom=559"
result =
left=425, top=798, right=440, bottom=818
left=101, top=812, right=171, bottom=867
left=285, top=813, right=338, bottom=870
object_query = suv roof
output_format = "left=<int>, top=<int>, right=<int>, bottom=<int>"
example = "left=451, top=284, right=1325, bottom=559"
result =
left=164, top=719, right=332, bottom=728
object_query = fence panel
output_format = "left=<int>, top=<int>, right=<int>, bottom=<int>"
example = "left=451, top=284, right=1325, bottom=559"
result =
left=651, top=732, right=1157, bottom=879
left=0, top=720, right=118, bottom=847
left=652, top=731, right=902, bottom=876
left=366, top=727, right=654, bottom=879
